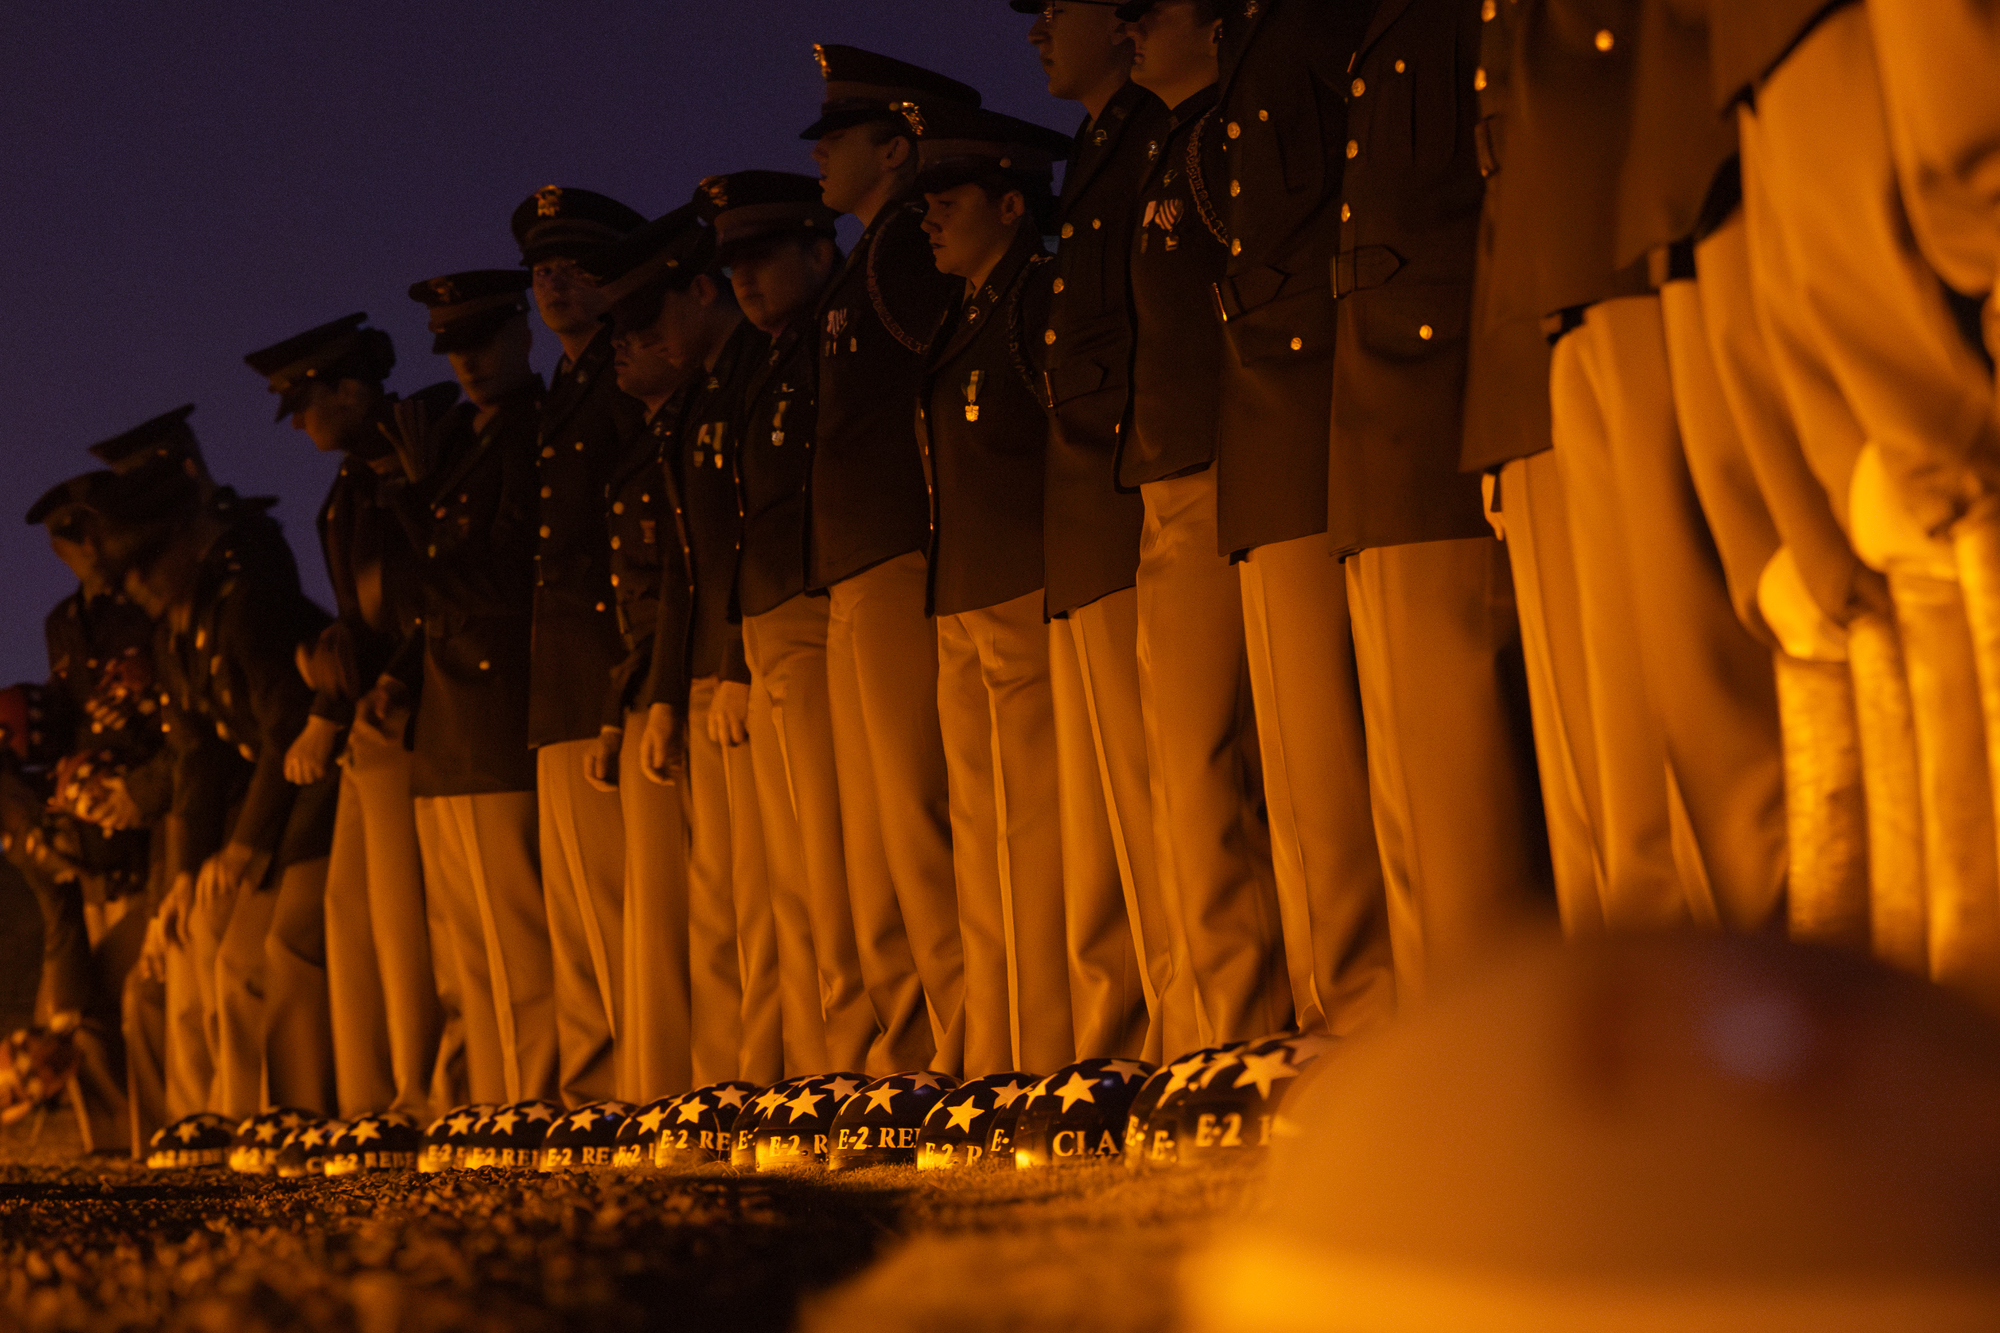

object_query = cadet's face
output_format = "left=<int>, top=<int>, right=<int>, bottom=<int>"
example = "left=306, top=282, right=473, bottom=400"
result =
left=923, top=184, right=1025, bottom=283
left=49, top=530, right=101, bottom=587
left=292, top=378, right=375, bottom=453
left=1030, top=3, right=1133, bottom=102
left=730, top=240, right=832, bottom=337
left=531, top=257, right=609, bottom=338
left=1129, top=0, right=1221, bottom=96
left=611, top=303, right=682, bottom=404
left=447, top=315, right=533, bottom=411
left=814, top=125, right=895, bottom=217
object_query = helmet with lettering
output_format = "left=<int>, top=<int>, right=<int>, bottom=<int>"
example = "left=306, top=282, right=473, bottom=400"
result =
left=1012, top=1057, right=1156, bottom=1168
left=324, top=1112, right=421, bottom=1175
left=1123, top=1044, right=1245, bottom=1170
left=650, top=1080, right=763, bottom=1168
left=420, top=1104, right=498, bottom=1172
left=1175, top=1033, right=1338, bottom=1166
left=539, top=1100, right=635, bottom=1172
left=617, top=1096, right=680, bottom=1168
left=749, top=1072, right=867, bottom=1171
left=228, top=1107, right=320, bottom=1174
left=916, top=1072, right=1040, bottom=1170
left=274, top=1119, right=341, bottom=1178
left=463, top=1100, right=562, bottom=1169
left=146, top=1112, right=234, bottom=1169
left=828, top=1071, right=962, bottom=1169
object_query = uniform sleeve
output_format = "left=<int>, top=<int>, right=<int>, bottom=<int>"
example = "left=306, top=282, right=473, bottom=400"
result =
left=221, top=583, right=326, bottom=857
left=164, top=714, right=238, bottom=877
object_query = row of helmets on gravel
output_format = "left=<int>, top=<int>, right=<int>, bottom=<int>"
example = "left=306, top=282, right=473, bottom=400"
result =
left=142, top=1035, right=1337, bottom=1175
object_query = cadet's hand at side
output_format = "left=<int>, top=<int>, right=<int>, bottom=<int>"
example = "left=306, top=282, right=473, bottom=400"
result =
left=640, top=703, right=686, bottom=786
left=284, top=715, right=341, bottom=785
left=584, top=726, right=623, bottom=793
left=707, top=680, right=751, bottom=748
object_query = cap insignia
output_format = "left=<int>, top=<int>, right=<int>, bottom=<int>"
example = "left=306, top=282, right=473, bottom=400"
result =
left=813, top=44, right=831, bottom=79
left=432, top=279, right=460, bottom=305
left=701, top=176, right=730, bottom=211
left=891, top=101, right=927, bottom=136
left=535, top=185, right=564, bottom=218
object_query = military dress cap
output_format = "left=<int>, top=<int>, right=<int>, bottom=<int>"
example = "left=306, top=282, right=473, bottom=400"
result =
left=244, top=312, right=397, bottom=421
left=87, top=403, right=205, bottom=476
left=907, top=101, right=1074, bottom=195
left=24, top=470, right=115, bottom=527
left=583, top=203, right=716, bottom=309
left=801, top=43, right=982, bottom=140
left=696, top=171, right=841, bottom=264
left=407, top=269, right=532, bottom=354
left=510, top=185, right=646, bottom=266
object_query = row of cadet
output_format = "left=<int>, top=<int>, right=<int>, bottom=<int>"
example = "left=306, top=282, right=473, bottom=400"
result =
left=139, top=1038, right=1316, bottom=1176
left=10, top=0, right=2000, bottom=1160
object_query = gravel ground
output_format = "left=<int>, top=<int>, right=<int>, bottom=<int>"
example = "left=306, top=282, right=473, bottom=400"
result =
left=0, top=1115, right=1254, bottom=1333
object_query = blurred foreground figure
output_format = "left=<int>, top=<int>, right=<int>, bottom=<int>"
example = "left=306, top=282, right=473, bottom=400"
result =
left=1187, top=933, right=2000, bottom=1332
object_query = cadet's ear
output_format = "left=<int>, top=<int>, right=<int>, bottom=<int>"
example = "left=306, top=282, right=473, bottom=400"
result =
left=999, top=189, right=1029, bottom=228
left=882, top=132, right=914, bottom=172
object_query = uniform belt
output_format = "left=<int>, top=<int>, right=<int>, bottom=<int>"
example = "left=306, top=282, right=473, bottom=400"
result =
left=1333, top=246, right=1405, bottom=298
left=1539, top=305, right=1589, bottom=345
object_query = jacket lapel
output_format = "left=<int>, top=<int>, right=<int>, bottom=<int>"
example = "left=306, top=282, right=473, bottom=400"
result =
left=1356, top=0, right=1417, bottom=64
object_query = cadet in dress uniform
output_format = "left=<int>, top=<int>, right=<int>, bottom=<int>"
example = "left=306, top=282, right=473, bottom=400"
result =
left=1177, top=0, right=1394, bottom=1037
left=1460, top=0, right=1607, bottom=935
left=510, top=184, right=649, bottom=1105
left=99, top=448, right=339, bottom=1120
left=1009, top=0, right=1182, bottom=1064
left=804, top=46, right=982, bottom=1074
left=392, top=270, right=555, bottom=1107
left=1617, top=0, right=1898, bottom=955
left=622, top=212, right=791, bottom=1087
left=1722, top=0, right=2000, bottom=1007
left=1115, top=1, right=1289, bottom=1048
left=8, top=473, right=156, bottom=1151
left=244, top=314, right=448, bottom=1122
left=580, top=209, right=712, bottom=1104
left=1332, top=0, right=1556, bottom=996
left=1868, top=0, right=2000, bottom=971
left=697, top=170, right=879, bottom=1075
left=913, top=104, right=1079, bottom=1076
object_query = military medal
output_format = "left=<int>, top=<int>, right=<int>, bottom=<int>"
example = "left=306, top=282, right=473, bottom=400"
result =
left=771, top=399, right=790, bottom=446
left=964, top=370, right=983, bottom=423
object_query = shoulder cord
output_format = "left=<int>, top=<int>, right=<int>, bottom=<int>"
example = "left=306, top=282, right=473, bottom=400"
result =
left=1008, top=253, right=1057, bottom=406
left=1186, top=108, right=1232, bottom=248
left=866, top=203, right=933, bottom=356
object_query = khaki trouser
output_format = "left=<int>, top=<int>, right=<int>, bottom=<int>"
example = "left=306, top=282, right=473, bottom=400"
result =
left=1050, top=588, right=1170, bottom=1062
left=212, top=857, right=335, bottom=1118
left=1240, top=534, right=1397, bottom=1037
left=826, top=552, right=964, bottom=1073
left=1553, top=299, right=1787, bottom=931
left=1743, top=6, right=2000, bottom=1008
left=324, top=709, right=441, bottom=1120
left=618, top=707, right=693, bottom=1104
left=937, top=588, right=1074, bottom=1076
left=1345, top=538, right=1551, bottom=1002
left=414, top=792, right=556, bottom=1104
left=1497, top=450, right=1608, bottom=935
left=536, top=738, right=625, bottom=1106
left=686, top=675, right=782, bottom=1086
left=741, top=593, right=866, bottom=1075
left=1136, top=468, right=1286, bottom=1048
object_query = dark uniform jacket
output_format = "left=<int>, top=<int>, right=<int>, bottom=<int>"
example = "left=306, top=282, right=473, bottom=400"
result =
left=1461, top=0, right=1558, bottom=475
left=314, top=451, right=423, bottom=725
left=739, top=314, right=822, bottom=619
left=389, top=385, right=543, bottom=797
left=1515, top=0, right=1653, bottom=319
left=1615, top=0, right=1738, bottom=270
left=1328, top=0, right=1492, bottom=555
left=650, top=320, right=766, bottom=714
left=1039, top=80, right=1165, bottom=616
left=1213, top=0, right=1376, bottom=556
left=810, top=197, right=956, bottom=589
left=531, top=328, right=646, bottom=749
left=917, top=227, right=1054, bottom=618
left=1706, top=0, right=1855, bottom=110
left=1123, top=83, right=1232, bottom=489
left=156, top=519, right=334, bottom=880
left=603, top=389, right=694, bottom=726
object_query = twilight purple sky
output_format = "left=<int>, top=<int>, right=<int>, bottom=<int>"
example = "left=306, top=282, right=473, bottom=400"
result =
left=1, top=2, right=1060, bottom=684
